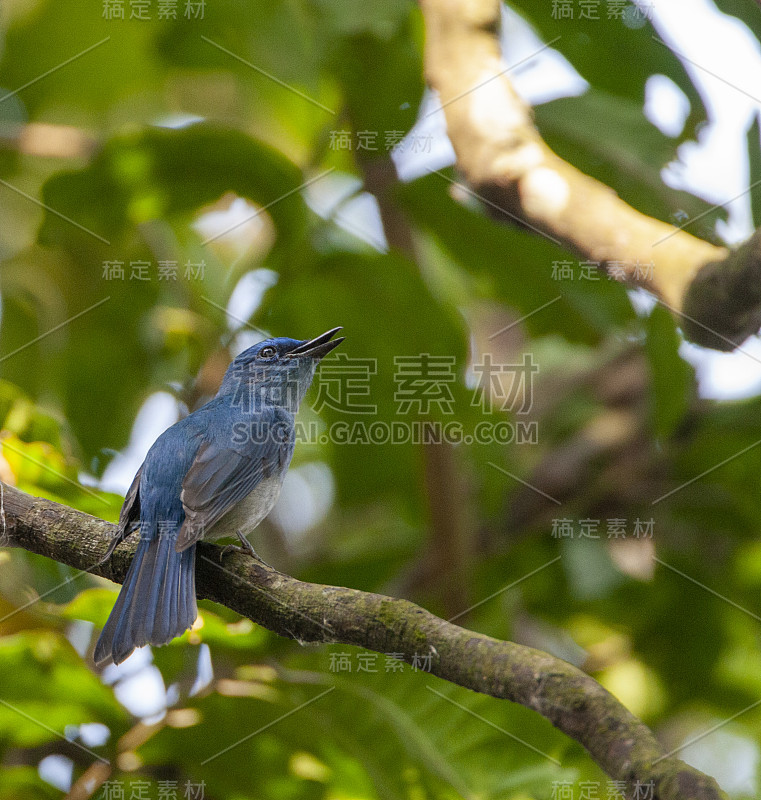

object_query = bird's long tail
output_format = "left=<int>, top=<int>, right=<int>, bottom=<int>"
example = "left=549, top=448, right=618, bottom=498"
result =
left=94, top=525, right=197, bottom=666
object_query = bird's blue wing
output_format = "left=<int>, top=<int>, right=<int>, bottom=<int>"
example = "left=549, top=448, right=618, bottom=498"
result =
left=175, top=408, right=294, bottom=552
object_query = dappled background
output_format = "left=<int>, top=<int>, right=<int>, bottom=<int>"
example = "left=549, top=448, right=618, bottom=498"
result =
left=2, top=0, right=761, bottom=797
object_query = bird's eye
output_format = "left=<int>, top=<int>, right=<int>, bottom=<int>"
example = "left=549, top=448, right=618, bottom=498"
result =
left=259, top=346, right=277, bottom=359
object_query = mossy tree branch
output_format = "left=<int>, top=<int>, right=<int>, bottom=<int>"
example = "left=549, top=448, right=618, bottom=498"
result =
left=1, top=483, right=727, bottom=800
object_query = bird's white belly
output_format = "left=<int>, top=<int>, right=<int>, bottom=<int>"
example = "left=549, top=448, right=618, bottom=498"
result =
left=206, top=474, right=284, bottom=542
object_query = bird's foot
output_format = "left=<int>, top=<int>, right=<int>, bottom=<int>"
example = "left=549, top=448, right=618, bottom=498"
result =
left=219, top=543, right=241, bottom=561
left=219, top=532, right=272, bottom=568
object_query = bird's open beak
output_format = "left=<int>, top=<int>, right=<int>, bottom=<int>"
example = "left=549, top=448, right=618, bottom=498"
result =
left=285, top=327, right=344, bottom=360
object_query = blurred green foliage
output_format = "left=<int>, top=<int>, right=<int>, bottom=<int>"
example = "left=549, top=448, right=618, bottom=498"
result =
left=0, top=1, right=760, bottom=799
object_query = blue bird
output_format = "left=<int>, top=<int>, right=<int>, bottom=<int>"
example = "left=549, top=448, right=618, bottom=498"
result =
left=94, top=327, right=344, bottom=666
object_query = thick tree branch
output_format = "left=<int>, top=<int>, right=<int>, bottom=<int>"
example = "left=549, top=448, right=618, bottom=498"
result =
left=1, top=483, right=726, bottom=800
left=419, top=0, right=761, bottom=350
left=681, top=227, right=761, bottom=348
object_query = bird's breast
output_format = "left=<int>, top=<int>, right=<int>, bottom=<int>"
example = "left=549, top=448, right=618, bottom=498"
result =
left=206, top=474, right=285, bottom=541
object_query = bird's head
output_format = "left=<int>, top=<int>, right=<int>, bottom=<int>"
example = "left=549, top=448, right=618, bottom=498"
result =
left=219, top=327, right=344, bottom=412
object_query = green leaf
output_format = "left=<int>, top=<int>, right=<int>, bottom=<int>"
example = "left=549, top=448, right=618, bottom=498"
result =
left=400, top=174, right=637, bottom=343
left=0, top=767, right=60, bottom=800
left=40, top=123, right=307, bottom=252
left=313, top=0, right=413, bottom=39
left=506, top=1, right=707, bottom=136
left=644, top=304, right=694, bottom=438
left=713, top=0, right=761, bottom=41
left=325, top=12, right=423, bottom=138
left=0, top=631, right=126, bottom=749
left=0, top=1, right=163, bottom=118
left=535, top=90, right=727, bottom=231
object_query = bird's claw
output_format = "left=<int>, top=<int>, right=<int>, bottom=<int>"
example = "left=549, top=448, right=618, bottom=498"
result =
left=219, top=543, right=243, bottom=561
left=219, top=531, right=272, bottom=568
